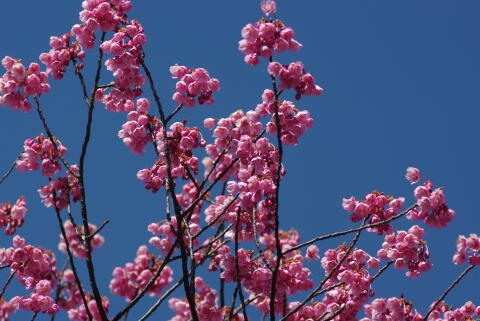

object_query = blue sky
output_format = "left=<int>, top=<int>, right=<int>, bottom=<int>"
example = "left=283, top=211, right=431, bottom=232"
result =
left=1, top=0, right=480, bottom=320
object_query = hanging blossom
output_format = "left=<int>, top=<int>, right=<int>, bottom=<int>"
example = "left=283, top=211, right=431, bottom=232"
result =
left=38, top=165, right=81, bottom=210
left=170, top=65, right=220, bottom=107
left=8, top=280, right=60, bottom=316
left=0, top=197, right=28, bottom=235
left=96, top=20, right=147, bottom=112
left=16, top=134, right=68, bottom=177
left=453, top=234, right=480, bottom=266
left=67, top=294, right=110, bottom=321
left=137, top=122, right=206, bottom=193
left=0, top=57, right=50, bottom=112
left=342, top=191, right=405, bottom=235
left=72, top=0, right=132, bottom=49
left=58, top=220, right=105, bottom=259
left=377, top=225, right=432, bottom=278
left=268, top=61, right=323, bottom=99
left=39, top=33, right=85, bottom=80
left=168, top=277, right=243, bottom=321
left=0, top=236, right=57, bottom=291
left=110, top=245, right=173, bottom=301
left=148, top=182, right=202, bottom=255
left=239, top=18, right=301, bottom=66
left=318, top=246, right=379, bottom=321
left=362, top=296, right=422, bottom=321
left=407, top=180, right=455, bottom=229
left=425, top=301, right=480, bottom=321
left=118, top=97, right=153, bottom=154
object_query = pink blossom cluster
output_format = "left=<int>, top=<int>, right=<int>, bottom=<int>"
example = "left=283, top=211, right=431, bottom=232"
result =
left=362, top=297, right=422, bottom=321
left=16, top=134, right=68, bottom=177
left=40, top=33, right=85, bottom=80
left=268, top=61, right=323, bottom=99
left=168, top=278, right=233, bottom=321
left=408, top=180, right=455, bottom=229
left=320, top=246, right=378, bottom=321
left=96, top=20, right=147, bottom=112
left=0, top=57, right=50, bottom=112
left=453, top=234, right=480, bottom=266
left=137, top=122, right=206, bottom=193
left=110, top=245, right=173, bottom=301
left=72, top=0, right=132, bottom=49
left=118, top=97, right=153, bottom=154
left=0, top=297, right=19, bottom=320
left=8, top=280, right=59, bottom=315
left=342, top=191, right=405, bottom=235
left=286, top=301, right=330, bottom=321
left=56, top=270, right=84, bottom=311
left=426, top=301, right=480, bottom=321
left=0, top=236, right=57, bottom=291
left=377, top=225, right=431, bottom=278
left=170, top=65, right=220, bottom=107
left=67, top=294, right=110, bottom=321
left=0, top=197, right=27, bottom=235
left=58, top=220, right=105, bottom=259
left=239, top=19, right=301, bottom=65
left=38, top=165, right=81, bottom=210
left=257, top=92, right=314, bottom=145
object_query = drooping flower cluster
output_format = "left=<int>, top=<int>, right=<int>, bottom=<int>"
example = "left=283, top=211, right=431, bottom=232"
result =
left=58, top=220, right=105, bottom=259
left=9, top=280, right=60, bottom=315
left=0, top=57, right=50, bottom=112
left=40, top=33, right=85, bottom=80
left=16, top=134, right=67, bottom=177
left=0, top=236, right=57, bottom=291
left=259, top=95, right=314, bottom=146
left=0, top=197, right=27, bottom=235
left=268, top=61, right=323, bottom=99
left=320, top=246, right=378, bottom=321
left=342, top=192, right=405, bottom=235
left=168, top=278, right=233, bottom=321
left=377, top=225, right=431, bottom=278
left=56, top=270, right=84, bottom=311
left=110, top=245, right=173, bottom=301
left=96, top=20, right=147, bottom=112
left=137, top=122, right=205, bottom=192
left=363, top=297, right=422, bottom=321
left=426, top=301, right=480, bottom=321
left=38, top=165, right=81, bottom=210
left=72, top=0, right=132, bottom=49
left=239, top=19, right=301, bottom=65
left=453, top=234, right=480, bottom=266
left=118, top=97, right=153, bottom=154
left=67, top=294, right=110, bottom=321
left=408, top=180, right=455, bottom=229
left=170, top=65, right=220, bottom=107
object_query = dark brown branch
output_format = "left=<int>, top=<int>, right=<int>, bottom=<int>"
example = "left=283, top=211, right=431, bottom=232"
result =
left=0, top=152, right=21, bottom=185
left=0, top=270, right=16, bottom=299
left=165, top=104, right=184, bottom=123
left=423, top=264, right=476, bottom=321
left=88, top=219, right=110, bottom=240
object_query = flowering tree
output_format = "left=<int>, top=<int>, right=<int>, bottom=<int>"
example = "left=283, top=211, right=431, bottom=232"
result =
left=0, top=1, right=478, bottom=321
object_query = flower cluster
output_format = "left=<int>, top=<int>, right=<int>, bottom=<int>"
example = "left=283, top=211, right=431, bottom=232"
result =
left=137, top=122, right=205, bottom=192
left=58, top=220, right=105, bottom=259
left=259, top=96, right=314, bottom=146
left=342, top=192, right=405, bottom=235
left=96, top=20, right=147, bottom=112
left=320, top=246, right=378, bottom=321
left=377, top=225, right=431, bottom=278
left=239, top=19, right=301, bottom=66
left=408, top=180, right=455, bottom=229
left=16, top=134, right=68, bottom=177
left=170, top=65, right=220, bottom=107
left=72, top=0, right=132, bottom=49
left=40, top=34, right=85, bottom=80
left=67, top=295, right=110, bottom=321
left=0, top=57, right=50, bottom=112
left=0, top=197, right=27, bottom=235
left=168, top=278, right=231, bottom=321
left=118, top=98, right=153, bottom=154
left=363, top=297, right=422, bottom=321
left=56, top=270, right=84, bottom=311
left=110, top=245, right=173, bottom=301
left=0, top=236, right=57, bottom=291
left=9, top=280, right=59, bottom=315
left=426, top=301, right=480, bottom=321
left=268, top=61, right=323, bottom=99
left=453, top=234, right=480, bottom=266
left=38, top=165, right=81, bottom=210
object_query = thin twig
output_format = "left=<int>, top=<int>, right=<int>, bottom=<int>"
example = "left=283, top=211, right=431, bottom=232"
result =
left=0, top=152, right=21, bottom=185
left=0, top=270, right=17, bottom=299
left=235, top=208, right=249, bottom=320
left=423, top=264, right=475, bottom=321
left=88, top=219, right=110, bottom=239
left=165, top=104, right=184, bottom=123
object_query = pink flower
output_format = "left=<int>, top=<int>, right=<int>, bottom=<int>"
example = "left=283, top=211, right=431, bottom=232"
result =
left=261, top=0, right=277, bottom=16
left=405, top=167, right=421, bottom=184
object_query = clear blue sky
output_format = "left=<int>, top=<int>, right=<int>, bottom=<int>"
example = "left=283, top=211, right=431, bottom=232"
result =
left=1, top=1, right=479, bottom=320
